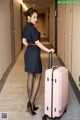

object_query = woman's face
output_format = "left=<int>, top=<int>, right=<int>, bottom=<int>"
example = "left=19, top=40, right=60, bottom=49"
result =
left=30, top=12, right=38, bottom=25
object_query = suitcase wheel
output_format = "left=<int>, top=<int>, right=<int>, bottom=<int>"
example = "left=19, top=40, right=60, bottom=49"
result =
left=42, top=115, right=47, bottom=120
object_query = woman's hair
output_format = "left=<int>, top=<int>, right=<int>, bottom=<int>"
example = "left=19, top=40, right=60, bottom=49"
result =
left=23, top=8, right=38, bottom=18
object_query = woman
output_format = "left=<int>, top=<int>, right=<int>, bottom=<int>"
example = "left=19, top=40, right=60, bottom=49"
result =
left=22, top=8, right=55, bottom=115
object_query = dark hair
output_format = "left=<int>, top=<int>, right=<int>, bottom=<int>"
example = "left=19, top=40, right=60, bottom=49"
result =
left=23, top=8, right=38, bottom=18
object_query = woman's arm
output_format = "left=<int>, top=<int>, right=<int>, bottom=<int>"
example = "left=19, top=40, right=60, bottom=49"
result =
left=22, top=38, right=28, bottom=47
left=35, top=40, right=55, bottom=53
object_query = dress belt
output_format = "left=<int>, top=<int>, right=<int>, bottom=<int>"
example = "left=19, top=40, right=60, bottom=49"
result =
left=28, top=43, right=36, bottom=46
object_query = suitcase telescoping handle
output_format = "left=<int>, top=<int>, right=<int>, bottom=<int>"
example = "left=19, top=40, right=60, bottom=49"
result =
left=48, top=52, right=52, bottom=68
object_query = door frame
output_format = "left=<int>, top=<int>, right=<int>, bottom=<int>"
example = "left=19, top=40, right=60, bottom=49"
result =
left=55, top=0, right=58, bottom=53
left=20, top=4, right=23, bottom=49
left=10, top=0, right=15, bottom=64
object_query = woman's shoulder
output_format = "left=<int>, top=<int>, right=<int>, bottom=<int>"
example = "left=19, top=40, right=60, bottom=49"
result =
left=24, top=22, right=40, bottom=33
left=31, top=27, right=40, bottom=35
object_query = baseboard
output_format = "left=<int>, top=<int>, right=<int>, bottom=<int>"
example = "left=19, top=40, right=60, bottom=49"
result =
left=0, top=49, right=22, bottom=92
left=57, top=55, right=80, bottom=104
left=0, top=62, right=14, bottom=92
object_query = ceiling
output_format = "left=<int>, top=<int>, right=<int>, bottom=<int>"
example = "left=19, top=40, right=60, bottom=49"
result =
left=23, top=0, right=54, bottom=13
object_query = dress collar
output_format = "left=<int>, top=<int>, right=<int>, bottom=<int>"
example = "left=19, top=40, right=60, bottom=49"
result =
left=27, top=22, right=34, bottom=26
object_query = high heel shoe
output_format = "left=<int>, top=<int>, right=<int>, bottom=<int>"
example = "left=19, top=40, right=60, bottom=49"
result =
left=27, top=101, right=36, bottom=115
left=33, top=104, right=39, bottom=111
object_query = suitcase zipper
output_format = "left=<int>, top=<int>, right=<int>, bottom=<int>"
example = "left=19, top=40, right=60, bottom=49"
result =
left=51, top=69, right=54, bottom=117
left=51, top=67, right=59, bottom=117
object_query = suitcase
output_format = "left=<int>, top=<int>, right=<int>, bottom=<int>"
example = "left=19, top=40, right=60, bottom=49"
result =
left=42, top=53, right=68, bottom=120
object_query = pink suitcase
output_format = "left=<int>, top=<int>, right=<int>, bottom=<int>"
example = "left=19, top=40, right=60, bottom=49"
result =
left=42, top=53, right=68, bottom=120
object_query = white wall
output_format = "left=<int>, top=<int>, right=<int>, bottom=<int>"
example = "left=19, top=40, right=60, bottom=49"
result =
left=0, top=0, right=12, bottom=80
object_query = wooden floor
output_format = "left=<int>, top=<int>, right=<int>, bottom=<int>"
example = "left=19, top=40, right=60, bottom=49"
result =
left=0, top=40, right=80, bottom=120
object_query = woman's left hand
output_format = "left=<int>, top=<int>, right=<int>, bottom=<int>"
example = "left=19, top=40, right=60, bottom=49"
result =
left=49, top=48, right=55, bottom=53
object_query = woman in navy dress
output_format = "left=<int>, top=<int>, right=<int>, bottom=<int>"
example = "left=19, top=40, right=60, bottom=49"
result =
left=22, top=8, right=55, bottom=115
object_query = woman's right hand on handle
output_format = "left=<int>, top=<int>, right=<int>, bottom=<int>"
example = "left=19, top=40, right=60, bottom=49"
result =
left=35, top=40, right=55, bottom=53
left=48, top=48, right=55, bottom=53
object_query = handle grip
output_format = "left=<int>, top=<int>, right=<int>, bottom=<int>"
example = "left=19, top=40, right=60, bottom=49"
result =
left=48, top=52, right=52, bottom=68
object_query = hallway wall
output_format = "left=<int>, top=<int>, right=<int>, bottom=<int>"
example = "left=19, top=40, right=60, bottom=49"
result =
left=13, top=0, right=21, bottom=58
left=22, top=9, right=26, bottom=28
left=45, top=9, right=49, bottom=38
left=37, top=14, right=45, bottom=38
left=72, top=5, right=80, bottom=91
left=57, top=4, right=80, bottom=90
left=57, top=4, right=65, bottom=64
left=0, top=0, right=12, bottom=80
left=0, top=0, right=22, bottom=81
left=49, top=0, right=55, bottom=48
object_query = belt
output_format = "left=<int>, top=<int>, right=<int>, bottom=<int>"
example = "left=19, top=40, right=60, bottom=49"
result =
left=28, top=43, right=36, bottom=46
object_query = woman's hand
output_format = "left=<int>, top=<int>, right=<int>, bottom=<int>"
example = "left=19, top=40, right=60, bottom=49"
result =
left=35, top=41, right=55, bottom=53
left=48, top=48, right=55, bottom=53
left=22, top=38, right=28, bottom=47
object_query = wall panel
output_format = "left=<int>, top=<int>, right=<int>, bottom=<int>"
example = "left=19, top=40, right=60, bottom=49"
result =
left=0, top=0, right=12, bottom=80
left=64, top=5, right=72, bottom=72
left=72, top=5, right=80, bottom=90
left=50, top=1, right=55, bottom=47
left=57, top=4, right=65, bottom=61
left=13, top=0, right=21, bottom=57
left=58, top=4, right=80, bottom=90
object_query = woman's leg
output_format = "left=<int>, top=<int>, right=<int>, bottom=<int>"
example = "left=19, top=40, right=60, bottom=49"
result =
left=27, top=72, right=34, bottom=101
left=30, top=73, right=42, bottom=106
left=27, top=72, right=39, bottom=115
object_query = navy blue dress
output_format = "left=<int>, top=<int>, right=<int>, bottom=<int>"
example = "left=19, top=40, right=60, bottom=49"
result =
left=22, top=22, right=42, bottom=73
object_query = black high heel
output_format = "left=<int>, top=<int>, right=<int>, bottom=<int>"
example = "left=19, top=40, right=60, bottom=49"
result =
left=27, top=101, right=36, bottom=115
left=33, top=104, right=39, bottom=111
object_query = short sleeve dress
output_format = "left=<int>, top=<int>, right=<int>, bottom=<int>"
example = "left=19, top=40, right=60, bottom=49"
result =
left=22, top=22, right=42, bottom=73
